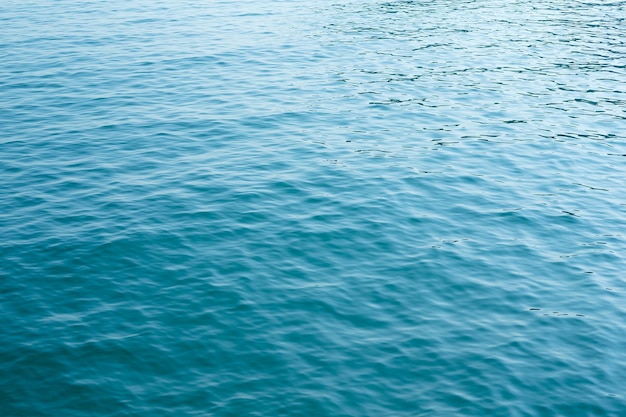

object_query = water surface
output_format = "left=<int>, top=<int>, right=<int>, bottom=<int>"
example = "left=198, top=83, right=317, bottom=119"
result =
left=1, top=0, right=626, bottom=416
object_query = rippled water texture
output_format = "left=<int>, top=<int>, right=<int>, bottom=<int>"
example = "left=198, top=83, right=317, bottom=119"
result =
left=1, top=0, right=626, bottom=415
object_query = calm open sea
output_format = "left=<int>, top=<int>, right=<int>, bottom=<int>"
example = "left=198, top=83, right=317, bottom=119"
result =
left=1, top=0, right=625, bottom=415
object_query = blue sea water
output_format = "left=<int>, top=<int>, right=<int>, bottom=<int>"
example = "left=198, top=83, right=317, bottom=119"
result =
left=1, top=0, right=626, bottom=415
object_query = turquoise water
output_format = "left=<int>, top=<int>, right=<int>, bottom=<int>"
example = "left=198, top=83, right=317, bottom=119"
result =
left=1, top=0, right=626, bottom=415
